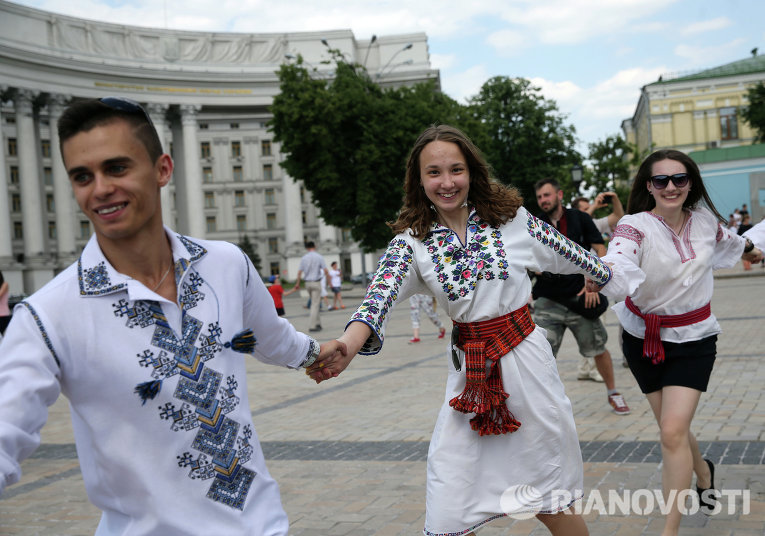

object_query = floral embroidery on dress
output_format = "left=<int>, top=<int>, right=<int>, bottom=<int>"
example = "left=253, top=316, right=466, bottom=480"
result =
left=423, top=214, right=508, bottom=302
left=526, top=213, right=612, bottom=285
left=350, top=238, right=414, bottom=353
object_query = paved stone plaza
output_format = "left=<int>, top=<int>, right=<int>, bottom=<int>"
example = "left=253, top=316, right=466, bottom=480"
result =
left=1, top=265, right=764, bottom=535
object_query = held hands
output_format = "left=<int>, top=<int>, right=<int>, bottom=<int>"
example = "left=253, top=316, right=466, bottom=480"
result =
left=743, top=246, right=763, bottom=264
left=578, top=286, right=602, bottom=307
left=308, top=339, right=353, bottom=384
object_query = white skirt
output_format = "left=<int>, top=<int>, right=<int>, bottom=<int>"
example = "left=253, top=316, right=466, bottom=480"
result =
left=424, top=327, right=583, bottom=535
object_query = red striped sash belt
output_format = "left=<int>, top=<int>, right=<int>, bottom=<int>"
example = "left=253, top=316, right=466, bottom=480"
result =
left=449, top=305, right=535, bottom=436
left=624, top=296, right=711, bottom=364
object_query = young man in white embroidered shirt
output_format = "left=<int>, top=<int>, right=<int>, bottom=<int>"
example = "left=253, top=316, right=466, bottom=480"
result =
left=600, top=149, right=762, bottom=535
left=0, top=97, right=346, bottom=535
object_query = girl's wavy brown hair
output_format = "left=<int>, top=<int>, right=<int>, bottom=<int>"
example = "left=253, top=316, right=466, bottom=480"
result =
left=389, top=124, right=523, bottom=239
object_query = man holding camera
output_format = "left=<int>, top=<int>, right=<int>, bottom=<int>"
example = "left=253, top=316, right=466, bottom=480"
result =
left=573, top=190, right=625, bottom=240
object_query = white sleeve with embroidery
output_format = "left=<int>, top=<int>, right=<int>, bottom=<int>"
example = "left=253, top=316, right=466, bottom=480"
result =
left=712, top=219, right=746, bottom=270
left=347, top=236, right=425, bottom=355
left=525, top=212, right=613, bottom=285
left=0, top=304, right=62, bottom=495
left=600, top=219, right=647, bottom=301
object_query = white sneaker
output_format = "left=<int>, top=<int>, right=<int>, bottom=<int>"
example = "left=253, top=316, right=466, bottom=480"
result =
left=577, top=357, right=604, bottom=382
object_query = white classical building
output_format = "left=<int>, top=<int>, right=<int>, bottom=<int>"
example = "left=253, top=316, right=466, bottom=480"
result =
left=0, top=0, right=439, bottom=295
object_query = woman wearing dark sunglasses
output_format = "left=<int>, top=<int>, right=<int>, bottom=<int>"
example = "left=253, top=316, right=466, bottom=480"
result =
left=599, top=149, right=762, bottom=535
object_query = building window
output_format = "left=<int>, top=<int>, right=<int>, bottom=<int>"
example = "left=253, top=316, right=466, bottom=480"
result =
left=301, top=210, right=307, bottom=225
left=263, top=163, right=273, bottom=180
left=233, top=165, right=243, bottom=182
left=7, top=137, right=17, bottom=156
left=230, top=122, right=239, bottom=129
left=44, top=167, right=53, bottom=186
left=206, top=216, right=217, bottom=233
left=342, top=228, right=353, bottom=242
left=204, top=191, right=215, bottom=208
left=200, top=141, right=211, bottom=158
left=203, top=167, right=213, bottom=183
left=268, top=237, right=279, bottom=254
left=48, top=221, right=57, bottom=240
left=199, top=123, right=209, bottom=130
left=13, top=221, right=23, bottom=240
left=269, top=261, right=280, bottom=276
left=234, top=190, right=245, bottom=207
left=11, top=194, right=21, bottom=212
left=300, top=186, right=305, bottom=203
left=719, top=107, right=738, bottom=140
left=231, top=141, right=241, bottom=158
left=4, top=115, right=15, bottom=124
left=10, top=166, right=19, bottom=184
left=264, top=188, right=275, bottom=205
left=236, top=214, right=247, bottom=231
left=261, top=140, right=272, bottom=156
left=80, top=220, right=90, bottom=239
left=266, top=213, right=277, bottom=229
left=41, top=139, right=51, bottom=158
left=46, top=194, right=55, bottom=213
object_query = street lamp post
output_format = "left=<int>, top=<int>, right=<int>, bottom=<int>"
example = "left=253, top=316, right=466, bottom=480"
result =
left=570, top=163, right=583, bottom=199
left=363, top=34, right=377, bottom=69
left=376, top=43, right=412, bottom=79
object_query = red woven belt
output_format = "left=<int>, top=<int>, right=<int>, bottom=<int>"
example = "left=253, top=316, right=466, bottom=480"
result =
left=625, top=296, right=711, bottom=364
left=450, top=305, right=535, bottom=436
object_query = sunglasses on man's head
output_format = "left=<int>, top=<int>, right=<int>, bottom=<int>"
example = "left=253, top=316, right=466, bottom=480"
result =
left=650, top=173, right=689, bottom=190
left=99, top=96, right=154, bottom=128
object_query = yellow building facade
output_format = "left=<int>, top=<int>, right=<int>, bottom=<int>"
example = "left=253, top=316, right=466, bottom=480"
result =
left=622, top=53, right=765, bottom=156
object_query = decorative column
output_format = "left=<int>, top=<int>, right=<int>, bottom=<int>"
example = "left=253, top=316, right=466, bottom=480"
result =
left=47, top=94, right=77, bottom=266
left=0, top=87, right=13, bottom=263
left=282, top=172, right=305, bottom=279
left=15, top=89, right=53, bottom=291
left=147, top=103, right=174, bottom=227
left=317, top=216, right=340, bottom=267
left=179, top=104, right=205, bottom=238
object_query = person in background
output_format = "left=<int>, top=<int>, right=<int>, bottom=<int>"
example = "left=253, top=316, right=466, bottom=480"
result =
left=293, top=241, right=330, bottom=332
left=573, top=190, right=625, bottom=240
left=408, top=293, right=446, bottom=343
left=328, top=261, right=345, bottom=310
left=307, top=124, right=618, bottom=536
left=266, top=274, right=297, bottom=316
left=534, top=178, right=630, bottom=415
left=601, top=149, right=762, bottom=535
left=0, top=97, right=346, bottom=535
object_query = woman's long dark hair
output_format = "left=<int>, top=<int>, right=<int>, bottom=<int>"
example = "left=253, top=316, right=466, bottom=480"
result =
left=626, top=149, right=725, bottom=222
left=389, top=124, right=523, bottom=239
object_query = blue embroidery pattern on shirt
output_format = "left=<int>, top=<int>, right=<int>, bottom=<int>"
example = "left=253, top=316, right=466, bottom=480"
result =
left=113, top=268, right=255, bottom=511
left=78, top=260, right=126, bottom=296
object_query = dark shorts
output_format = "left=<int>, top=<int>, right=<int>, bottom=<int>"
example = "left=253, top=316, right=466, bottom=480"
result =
left=275, top=307, right=285, bottom=317
left=331, top=286, right=341, bottom=295
left=622, top=331, right=717, bottom=394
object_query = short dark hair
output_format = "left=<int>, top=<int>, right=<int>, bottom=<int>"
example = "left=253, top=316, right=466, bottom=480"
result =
left=534, top=177, right=560, bottom=192
left=572, top=196, right=589, bottom=210
left=58, top=98, right=163, bottom=163
left=304, top=241, right=316, bottom=249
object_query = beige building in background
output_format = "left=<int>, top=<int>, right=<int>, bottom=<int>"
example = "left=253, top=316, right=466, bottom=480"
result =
left=0, top=0, right=439, bottom=296
left=622, top=52, right=765, bottom=156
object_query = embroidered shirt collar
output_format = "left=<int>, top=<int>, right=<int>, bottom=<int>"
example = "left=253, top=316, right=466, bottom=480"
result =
left=427, top=207, right=479, bottom=236
left=77, top=227, right=208, bottom=298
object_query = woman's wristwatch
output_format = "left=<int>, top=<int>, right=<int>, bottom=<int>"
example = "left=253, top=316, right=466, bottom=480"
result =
left=744, top=238, right=755, bottom=254
left=300, top=338, right=320, bottom=368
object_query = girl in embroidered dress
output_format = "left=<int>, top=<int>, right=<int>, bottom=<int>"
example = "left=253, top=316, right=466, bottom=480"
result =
left=600, top=149, right=762, bottom=536
left=308, top=125, right=620, bottom=536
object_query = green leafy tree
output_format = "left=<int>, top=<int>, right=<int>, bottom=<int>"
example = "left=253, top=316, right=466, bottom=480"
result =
left=585, top=134, right=637, bottom=206
left=741, top=81, right=765, bottom=143
left=270, top=53, right=459, bottom=252
left=237, top=234, right=262, bottom=273
left=462, top=77, right=581, bottom=208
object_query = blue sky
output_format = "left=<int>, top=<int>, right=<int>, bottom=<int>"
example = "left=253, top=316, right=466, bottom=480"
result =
left=13, top=0, right=765, bottom=153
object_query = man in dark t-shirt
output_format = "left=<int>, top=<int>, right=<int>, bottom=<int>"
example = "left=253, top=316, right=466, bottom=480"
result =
left=532, top=178, right=630, bottom=416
